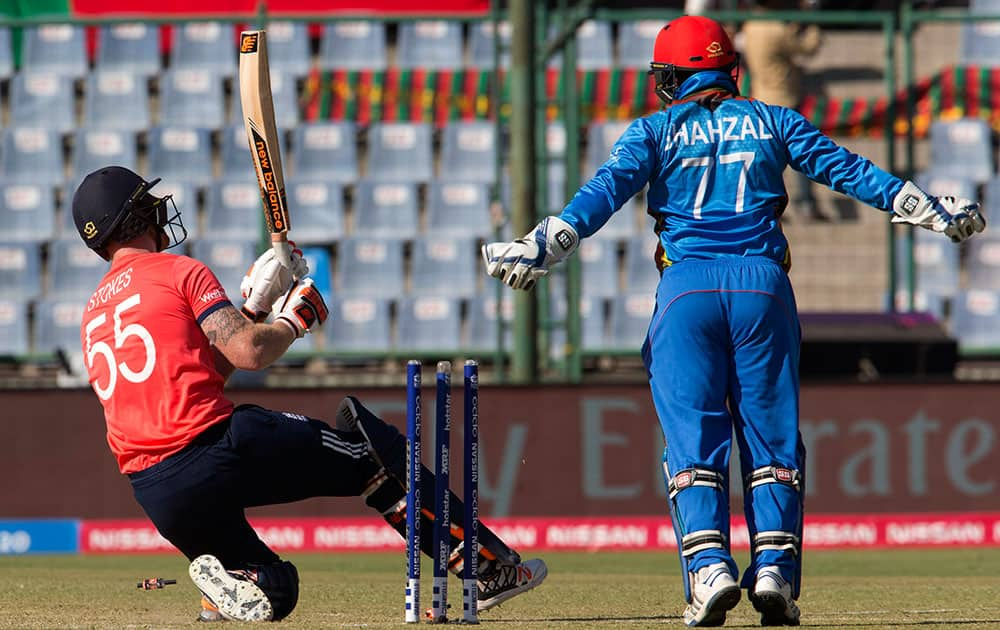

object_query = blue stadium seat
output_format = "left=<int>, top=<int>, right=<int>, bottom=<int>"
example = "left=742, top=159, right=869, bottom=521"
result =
left=1, top=128, right=65, bottom=186
left=71, top=130, right=139, bottom=181
left=396, top=21, right=464, bottom=70
left=147, top=127, right=214, bottom=187
left=299, top=246, right=333, bottom=302
left=96, top=23, right=160, bottom=77
left=159, top=69, right=225, bottom=130
left=319, top=20, right=388, bottom=71
left=0, top=299, right=28, bottom=356
left=352, top=181, right=419, bottom=237
left=896, top=227, right=961, bottom=296
left=548, top=288, right=607, bottom=354
left=365, top=122, right=433, bottom=183
left=229, top=70, right=299, bottom=129
left=190, top=240, right=257, bottom=300
left=586, top=120, right=632, bottom=175
left=928, top=119, right=994, bottom=183
left=170, top=21, right=236, bottom=78
left=286, top=179, right=346, bottom=245
left=1, top=183, right=56, bottom=243
left=22, top=24, right=87, bottom=78
left=425, top=180, right=491, bottom=238
left=468, top=20, right=510, bottom=69
left=83, top=71, right=151, bottom=132
left=324, top=296, right=392, bottom=352
left=290, top=122, right=359, bottom=183
left=265, top=21, right=311, bottom=78
left=623, top=235, right=661, bottom=294
left=33, top=297, right=87, bottom=355
left=915, top=171, right=977, bottom=206
left=155, top=180, right=200, bottom=241
left=0, top=242, right=42, bottom=300
left=951, top=288, right=1000, bottom=352
left=966, top=235, right=1000, bottom=290
left=336, top=237, right=405, bottom=297
left=465, top=294, right=512, bottom=352
left=548, top=20, right=613, bottom=70
left=962, top=13, right=1000, bottom=68
left=616, top=20, right=663, bottom=68
left=203, top=180, right=263, bottom=241
left=220, top=123, right=289, bottom=181
left=578, top=237, right=619, bottom=298
left=609, top=292, right=655, bottom=350
left=0, top=28, right=14, bottom=80
left=410, top=236, right=479, bottom=297
left=890, top=288, right=948, bottom=321
left=439, top=121, right=497, bottom=183
left=10, top=72, right=75, bottom=133
left=600, top=203, right=639, bottom=239
left=983, top=176, right=1000, bottom=220
left=396, top=296, right=462, bottom=352
left=48, top=240, right=110, bottom=299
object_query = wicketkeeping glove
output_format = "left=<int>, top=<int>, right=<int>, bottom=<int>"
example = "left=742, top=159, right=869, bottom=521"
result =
left=241, top=243, right=308, bottom=321
left=891, top=180, right=986, bottom=243
left=481, top=216, right=579, bottom=291
left=273, top=278, right=329, bottom=338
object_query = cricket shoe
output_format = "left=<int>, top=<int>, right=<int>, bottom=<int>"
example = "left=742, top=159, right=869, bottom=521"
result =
left=189, top=554, right=273, bottom=622
left=749, top=566, right=800, bottom=626
left=477, top=558, right=547, bottom=611
left=683, top=562, right=741, bottom=627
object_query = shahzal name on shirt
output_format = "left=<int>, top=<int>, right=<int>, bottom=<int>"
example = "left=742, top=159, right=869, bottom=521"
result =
left=664, top=115, right=774, bottom=150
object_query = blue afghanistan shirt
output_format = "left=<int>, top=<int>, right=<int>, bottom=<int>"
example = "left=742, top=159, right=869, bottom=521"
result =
left=559, top=71, right=905, bottom=267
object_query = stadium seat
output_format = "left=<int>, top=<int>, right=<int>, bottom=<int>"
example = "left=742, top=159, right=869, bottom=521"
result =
left=548, top=288, right=607, bottom=354
left=962, top=11, right=1000, bottom=68
left=468, top=20, right=510, bottom=69
left=170, top=21, right=236, bottom=78
left=83, top=71, right=151, bottom=132
left=299, top=245, right=333, bottom=302
left=616, top=20, right=663, bottom=68
left=324, top=296, right=392, bottom=352
left=396, top=296, right=462, bottom=352
left=147, top=127, right=214, bottom=187
left=622, top=235, right=662, bottom=294
left=578, top=237, right=619, bottom=298
left=425, top=180, right=492, bottom=238
left=0, top=28, right=14, bottom=80
left=10, top=72, right=75, bottom=134
left=0, top=242, right=42, bottom=300
left=159, top=69, right=225, bottom=130
left=220, top=123, right=289, bottom=181
left=228, top=70, right=299, bottom=129
left=465, top=294, right=512, bottom=352
left=203, top=180, right=263, bottom=241
left=890, top=288, right=948, bottom=321
left=396, top=21, right=464, bottom=70
left=290, top=122, right=359, bottom=183
left=0, top=299, right=28, bottom=356
left=586, top=120, right=632, bottom=176
left=265, top=21, right=311, bottom=78
left=1, top=128, right=65, bottom=186
left=927, top=119, right=994, bottom=183
left=982, top=176, right=1000, bottom=220
left=951, top=288, right=1000, bottom=352
left=155, top=180, right=200, bottom=241
left=548, top=20, right=613, bottom=70
left=22, top=24, right=87, bottom=78
left=352, top=181, right=420, bottom=237
left=33, top=297, right=87, bottom=355
left=966, top=235, right=1000, bottom=290
left=71, top=130, right=139, bottom=181
left=319, top=20, right=388, bottom=71
left=286, top=179, right=346, bottom=245
left=895, top=226, right=961, bottom=296
left=410, top=236, right=479, bottom=297
left=439, top=121, right=497, bottom=183
left=190, top=240, right=257, bottom=300
left=600, top=202, right=640, bottom=239
left=48, top=240, right=110, bottom=299
left=96, top=23, right=160, bottom=77
left=608, top=292, right=655, bottom=350
left=915, top=171, right=977, bottom=206
left=365, top=122, right=433, bottom=183
left=336, top=237, right=405, bottom=297
left=1, top=183, right=56, bottom=243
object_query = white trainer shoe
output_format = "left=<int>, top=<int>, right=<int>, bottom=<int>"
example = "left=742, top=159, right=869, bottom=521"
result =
left=477, top=558, right=547, bottom=611
left=749, top=566, right=800, bottom=626
left=683, top=562, right=741, bottom=627
left=189, top=554, right=273, bottom=622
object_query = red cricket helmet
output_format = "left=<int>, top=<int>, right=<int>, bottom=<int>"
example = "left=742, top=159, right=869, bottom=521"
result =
left=648, top=15, right=740, bottom=104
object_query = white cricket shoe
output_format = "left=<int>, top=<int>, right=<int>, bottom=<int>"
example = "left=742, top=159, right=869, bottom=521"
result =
left=189, top=554, right=273, bottom=622
left=683, top=562, right=741, bottom=627
left=749, top=566, right=800, bottom=626
left=477, top=558, right=548, bottom=611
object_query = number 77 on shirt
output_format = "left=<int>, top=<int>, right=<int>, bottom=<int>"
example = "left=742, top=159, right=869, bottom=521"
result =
left=238, top=30, right=293, bottom=271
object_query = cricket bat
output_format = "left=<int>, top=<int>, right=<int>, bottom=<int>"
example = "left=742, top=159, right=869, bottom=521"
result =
left=238, top=30, right=294, bottom=272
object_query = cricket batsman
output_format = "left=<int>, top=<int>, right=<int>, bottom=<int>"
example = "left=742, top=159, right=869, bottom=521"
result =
left=73, top=166, right=546, bottom=622
left=483, top=15, right=983, bottom=627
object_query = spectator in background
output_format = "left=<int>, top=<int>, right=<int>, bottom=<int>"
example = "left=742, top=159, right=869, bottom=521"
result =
left=742, top=0, right=825, bottom=221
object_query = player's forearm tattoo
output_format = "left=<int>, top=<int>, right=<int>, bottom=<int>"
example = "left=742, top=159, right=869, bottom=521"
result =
left=204, top=306, right=251, bottom=347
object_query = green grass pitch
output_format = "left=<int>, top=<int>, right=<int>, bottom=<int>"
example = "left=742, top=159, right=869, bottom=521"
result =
left=0, top=549, right=998, bottom=628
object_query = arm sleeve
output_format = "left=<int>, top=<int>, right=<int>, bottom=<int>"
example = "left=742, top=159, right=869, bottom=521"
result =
left=558, top=117, right=657, bottom=238
left=173, top=256, right=233, bottom=323
left=777, top=106, right=905, bottom=211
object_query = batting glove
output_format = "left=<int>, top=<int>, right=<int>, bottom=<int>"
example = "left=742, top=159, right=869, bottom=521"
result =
left=241, top=243, right=308, bottom=321
left=891, top=180, right=986, bottom=243
left=273, top=278, right=328, bottom=338
left=481, top=216, right=579, bottom=291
